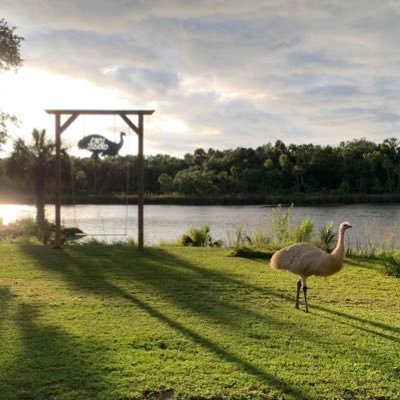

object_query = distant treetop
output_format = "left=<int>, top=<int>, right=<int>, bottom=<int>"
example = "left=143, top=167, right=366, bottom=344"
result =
left=0, top=18, right=24, bottom=71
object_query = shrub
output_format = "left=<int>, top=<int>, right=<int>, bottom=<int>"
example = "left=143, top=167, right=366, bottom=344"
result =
left=0, top=216, right=39, bottom=240
left=268, top=203, right=293, bottom=246
left=228, top=225, right=251, bottom=250
left=268, top=205, right=315, bottom=247
left=291, top=219, right=314, bottom=243
left=11, top=216, right=38, bottom=235
left=383, top=254, right=400, bottom=277
left=0, top=217, right=85, bottom=245
left=180, top=225, right=221, bottom=247
left=251, top=229, right=271, bottom=248
left=317, top=221, right=338, bottom=252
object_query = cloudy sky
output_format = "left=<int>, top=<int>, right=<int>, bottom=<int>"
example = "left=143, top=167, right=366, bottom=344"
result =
left=1, top=0, right=400, bottom=157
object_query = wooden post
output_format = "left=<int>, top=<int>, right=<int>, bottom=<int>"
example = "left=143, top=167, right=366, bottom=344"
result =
left=138, top=113, right=144, bottom=250
left=55, top=113, right=62, bottom=247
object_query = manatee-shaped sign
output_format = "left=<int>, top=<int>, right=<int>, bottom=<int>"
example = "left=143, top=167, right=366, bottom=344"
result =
left=78, top=132, right=126, bottom=159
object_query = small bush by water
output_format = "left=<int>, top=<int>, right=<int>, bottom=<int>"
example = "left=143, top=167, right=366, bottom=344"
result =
left=317, top=221, right=338, bottom=252
left=382, top=253, right=400, bottom=277
left=180, top=224, right=222, bottom=247
left=0, top=217, right=84, bottom=245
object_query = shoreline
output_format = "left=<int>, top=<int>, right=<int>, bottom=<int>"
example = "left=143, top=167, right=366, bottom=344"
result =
left=1, top=192, right=400, bottom=206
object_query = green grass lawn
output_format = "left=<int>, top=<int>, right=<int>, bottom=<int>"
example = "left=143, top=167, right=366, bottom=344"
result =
left=0, top=242, right=399, bottom=400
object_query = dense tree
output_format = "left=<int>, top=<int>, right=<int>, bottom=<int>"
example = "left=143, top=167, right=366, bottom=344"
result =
left=0, top=18, right=24, bottom=144
left=1, top=137, right=400, bottom=201
left=380, top=138, right=398, bottom=192
left=6, top=129, right=70, bottom=231
left=158, top=173, right=174, bottom=193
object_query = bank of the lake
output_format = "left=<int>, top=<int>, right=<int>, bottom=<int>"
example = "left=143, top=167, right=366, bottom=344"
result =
left=1, top=203, right=400, bottom=249
left=2, top=192, right=400, bottom=206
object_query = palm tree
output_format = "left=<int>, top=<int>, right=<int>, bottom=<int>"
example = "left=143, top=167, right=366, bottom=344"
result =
left=6, top=129, right=69, bottom=234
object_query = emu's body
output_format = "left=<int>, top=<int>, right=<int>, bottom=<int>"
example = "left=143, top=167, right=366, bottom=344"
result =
left=78, top=131, right=126, bottom=159
left=270, top=221, right=352, bottom=312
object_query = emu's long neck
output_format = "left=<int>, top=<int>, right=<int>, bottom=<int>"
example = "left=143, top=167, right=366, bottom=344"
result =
left=331, top=227, right=346, bottom=263
left=118, top=133, right=124, bottom=147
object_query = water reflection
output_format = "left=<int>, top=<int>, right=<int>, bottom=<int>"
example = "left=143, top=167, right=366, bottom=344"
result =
left=0, top=203, right=399, bottom=248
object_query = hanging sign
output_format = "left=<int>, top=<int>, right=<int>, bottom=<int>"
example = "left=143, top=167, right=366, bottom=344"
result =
left=85, top=136, right=109, bottom=151
left=78, top=132, right=126, bottom=159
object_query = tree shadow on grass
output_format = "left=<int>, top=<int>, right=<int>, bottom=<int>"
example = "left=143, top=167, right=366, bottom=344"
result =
left=144, top=247, right=400, bottom=341
left=0, top=286, right=13, bottom=338
left=21, top=244, right=400, bottom=341
left=19, top=245, right=303, bottom=336
left=311, top=308, right=400, bottom=343
left=121, top=290, right=307, bottom=400
left=0, top=286, right=12, bottom=310
left=18, top=244, right=400, bottom=398
left=0, top=300, right=115, bottom=400
left=19, top=244, right=309, bottom=400
left=311, top=303, right=400, bottom=337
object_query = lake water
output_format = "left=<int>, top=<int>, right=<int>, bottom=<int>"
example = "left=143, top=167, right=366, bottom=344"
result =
left=0, top=203, right=399, bottom=248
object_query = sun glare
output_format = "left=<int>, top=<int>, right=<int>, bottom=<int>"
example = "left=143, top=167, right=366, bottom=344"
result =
left=0, top=66, right=165, bottom=158
left=0, top=66, right=133, bottom=154
left=0, top=205, right=35, bottom=226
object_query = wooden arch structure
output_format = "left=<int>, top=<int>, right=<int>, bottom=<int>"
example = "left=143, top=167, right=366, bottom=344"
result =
left=45, top=109, right=155, bottom=250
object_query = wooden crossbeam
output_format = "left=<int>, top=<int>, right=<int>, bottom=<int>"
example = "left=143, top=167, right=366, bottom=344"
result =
left=59, top=112, right=79, bottom=134
left=46, top=109, right=154, bottom=115
left=118, top=112, right=140, bottom=135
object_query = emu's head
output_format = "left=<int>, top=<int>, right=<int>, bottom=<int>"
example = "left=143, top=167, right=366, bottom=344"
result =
left=340, top=221, right=352, bottom=232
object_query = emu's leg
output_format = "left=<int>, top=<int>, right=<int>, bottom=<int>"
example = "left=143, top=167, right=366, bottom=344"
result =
left=295, top=278, right=302, bottom=309
left=302, top=277, right=309, bottom=313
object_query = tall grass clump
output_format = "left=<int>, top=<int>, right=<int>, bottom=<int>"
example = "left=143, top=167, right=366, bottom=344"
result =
left=180, top=224, right=221, bottom=247
left=346, top=225, right=397, bottom=259
left=9, top=216, right=38, bottom=236
left=268, top=203, right=294, bottom=247
left=382, top=253, right=400, bottom=277
left=268, top=204, right=315, bottom=248
left=227, top=225, right=250, bottom=250
left=317, top=221, right=338, bottom=252
left=0, top=216, right=44, bottom=242
left=291, top=218, right=314, bottom=243
left=228, top=226, right=274, bottom=258
left=251, top=229, right=271, bottom=248
left=347, top=239, right=379, bottom=259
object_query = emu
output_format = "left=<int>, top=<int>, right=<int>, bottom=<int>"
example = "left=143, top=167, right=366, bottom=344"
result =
left=270, top=221, right=352, bottom=312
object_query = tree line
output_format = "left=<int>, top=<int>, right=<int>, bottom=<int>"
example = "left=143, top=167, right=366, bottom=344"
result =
left=151, top=138, right=400, bottom=196
left=1, top=136, right=399, bottom=201
left=74, top=137, right=400, bottom=196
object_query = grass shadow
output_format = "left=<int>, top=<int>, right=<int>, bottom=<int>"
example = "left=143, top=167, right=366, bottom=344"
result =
left=19, top=243, right=309, bottom=400
left=0, top=286, right=13, bottom=338
left=0, top=301, right=114, bottom=399
left=20, top=243, right=400, bottom=341
left=17, top=243, right=400, bottom=399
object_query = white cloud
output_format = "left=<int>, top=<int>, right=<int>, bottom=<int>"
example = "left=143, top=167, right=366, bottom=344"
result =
left=1, top=0, right=400, bottom=157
